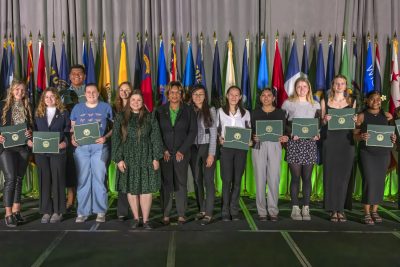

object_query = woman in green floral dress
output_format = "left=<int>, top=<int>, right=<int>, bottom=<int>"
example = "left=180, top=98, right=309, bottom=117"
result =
left=111, top=90, right=163, bottom=229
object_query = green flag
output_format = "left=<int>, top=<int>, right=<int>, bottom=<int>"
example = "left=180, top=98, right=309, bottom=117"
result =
left=339, top=38, right=351, bottom=91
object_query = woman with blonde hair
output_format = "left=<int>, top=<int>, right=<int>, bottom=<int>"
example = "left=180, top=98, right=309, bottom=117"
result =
left=282, top=77, right=320, bottom=221
left=0, top=80, right=33, bottom=227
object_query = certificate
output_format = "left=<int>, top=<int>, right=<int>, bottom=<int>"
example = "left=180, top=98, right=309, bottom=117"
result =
left=0, top=124, right=27, bottom=148
left=256, top=120, right=283, bottom=142
left=292, top=118, right=319, bottom=139
left=33, top=132, right=60, bottom=153
left=223, top=126, right=251, bottom=150
left=73, top=122, right=100, bottom=146
left=366, top=124, right=394, bottom=148
left=328, top=108, right=355, bottom=130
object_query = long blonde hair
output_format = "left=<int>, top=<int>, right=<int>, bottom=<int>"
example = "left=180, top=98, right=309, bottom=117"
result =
left=2, top=80, right=33, bottom=126
left=35, top=87, right=65, bottom=117
left=289, top=77, right=315, bottom=104
left=328, top=74, right=352, bottom=106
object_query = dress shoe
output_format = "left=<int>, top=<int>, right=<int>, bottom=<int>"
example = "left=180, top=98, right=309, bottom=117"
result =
left=13, top=212, right=25, bottom=223
left=5, top=215, right=17, bottom=227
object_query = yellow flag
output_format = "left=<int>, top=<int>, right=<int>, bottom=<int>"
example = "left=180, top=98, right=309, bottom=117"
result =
left=118, top=38, right=128, bottom=85
left=98, top=38, right=111, bottom=103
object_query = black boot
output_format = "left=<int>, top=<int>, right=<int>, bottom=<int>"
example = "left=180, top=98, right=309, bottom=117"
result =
left=12, top=212, right=25, bottom=223
left=5, top=215, right=17, bottom=227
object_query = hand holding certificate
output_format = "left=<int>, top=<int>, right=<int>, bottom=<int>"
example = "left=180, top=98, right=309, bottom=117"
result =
left=327, top=108, right=355, bottom=130
left=223, top=126, right=251, bottom=150
left=255, top=120, right=283, bottom=142
left=292, top=118, right=319, bottom=139
left=366, top=124, right=395, bottom=148
left=0, top=124, right=28, bottom=148
left=73, top=122, right=100, bottom=146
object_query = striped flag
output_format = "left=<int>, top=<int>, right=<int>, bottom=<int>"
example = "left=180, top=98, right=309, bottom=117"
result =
left=363, top=40, right=374, bottom=94
left=389, top=37, right=400, bottom=114
left=284, top=39, right=301, bottom=97
left=374, top=40, right=382, bottom=93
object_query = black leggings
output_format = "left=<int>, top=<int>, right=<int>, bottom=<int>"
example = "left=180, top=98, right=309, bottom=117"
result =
left=289, top=163, right=314, bottom=206
left=0, top=146, right=30, bottom=207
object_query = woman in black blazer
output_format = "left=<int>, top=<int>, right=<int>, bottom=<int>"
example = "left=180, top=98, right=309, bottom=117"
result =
left=156, top=81, right=197, bottom=225
left=28, top=88, right=70, bottom=223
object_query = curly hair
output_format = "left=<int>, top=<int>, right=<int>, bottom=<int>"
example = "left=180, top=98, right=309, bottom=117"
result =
left=35, top=87, right=65, bottom=117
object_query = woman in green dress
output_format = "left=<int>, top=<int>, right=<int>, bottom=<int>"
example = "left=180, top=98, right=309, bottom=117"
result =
left=111, top=90, right=163, bottom=229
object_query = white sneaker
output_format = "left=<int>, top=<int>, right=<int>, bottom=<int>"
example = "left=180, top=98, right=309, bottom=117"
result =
left=291, top=205, right=302, bottom=220
left=41, top=214, right=51, bottom=224
left=75, top=215, right=88, bottom=223
left=96, top=213, right=106, bottom=223
left=302, top=206, right=311, bottom=221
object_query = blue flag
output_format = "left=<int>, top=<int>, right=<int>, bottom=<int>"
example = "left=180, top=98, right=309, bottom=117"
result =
left=6, top=42, right=14, bottom=89
left=284, top=41, right=301, bottom=97
left=326, top=41, right=334, bottom=90
left=315, top=43, right=326, bottom=91
left=195, top=41, right=207, bottom=88
left=157, top=40, right=168, bottom=104
left=183, top=42, right=195, bottom=88
left=133, top=42, right=142, bottom=90
left=59, top=42, right=70, bottom=89
left=363, top=41, right=374, bottom=94
left=211, top=41, right=222, bottom=107
left=0, top=42, right=8, bottom=96
left=301, top=41, right=309, bottom=77
left=257, top=39, right=269, bottom=89
left=82, top=40, right=88, bottom=69
left=49, top=43, right=59, bottom=87
left=241, top=41, right=251, bottom=110
left=86, top=42, right=96, bottom=84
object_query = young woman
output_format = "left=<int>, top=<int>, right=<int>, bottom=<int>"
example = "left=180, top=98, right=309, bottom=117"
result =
left=71, top=84, right=113, bottom=223
left=156, top=81, right=197, bottom=225
left=189, top=84, right=217, bottom=225
left=281, top=77, right=320, bottom=221
left=355, top=91, right=396, bottom=225
left=217, top=85, right=251, bottom=221
left=28, top=88, right=70, bottom=223
left=251, top=88, right=288, bottom=222
left=321, top=75, right=356, bottom=222
left=113, top=82, right=133, bottom=221
left=0, top=80, right=33, bottom=227
left=112, top=90, right=163, bottom=229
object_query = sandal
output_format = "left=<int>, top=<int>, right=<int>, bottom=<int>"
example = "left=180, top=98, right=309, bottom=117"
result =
left=200, top=216, right=212, bottom=226
left=177, top=216, right=186, bottom=225
left=330, top=212, right=338, bottom=222
left=371, top=212, right=382, bottom=223
left=363, top=214, right=375, bottom=225
left=162, top=217, right=170, bottom=225
left=337, top=212, right=347, bottom=222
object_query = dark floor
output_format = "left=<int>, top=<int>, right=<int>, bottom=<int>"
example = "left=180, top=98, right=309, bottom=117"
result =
left=1, top=196, right=400, bottom=267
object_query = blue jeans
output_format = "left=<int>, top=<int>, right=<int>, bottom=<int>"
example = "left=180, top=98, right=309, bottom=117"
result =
left=74, top=144, right=109, bottom=216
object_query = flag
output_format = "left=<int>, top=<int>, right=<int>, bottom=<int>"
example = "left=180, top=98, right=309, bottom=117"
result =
left=251, top=37, right=259, bottom=109
left=382, top=38, right=391, bottom=112
left=389, top=37, right=400, bottom=115
left=59, top=42, right=70, bottom=89
left=374, top=41, right=382, bottom=93
left=170, top=36, right=178, bottom=82
left=241, top=38, right=251, bottom=110
left=315, top=42, right=326, bottom=100
left=363, top=40, right=374, bottom=94
left=26, top=39, right=35, bottom=104
left=141, top=41, right=153, bottom=111
left=98, top=38, right=112, bottom=103
left=0, top=39, right=8, bottom=97
left=257, top=38, right=269, bottom=90
left=133, top=41, right=142, bottom=90
left=272, top=39, right=286, bottom=108
left=183, top=42, right=195, bottom=88
left=339, top=38, right=351, bottom=90
left=49, top=43, right=59, bottom=87
left=195, top=38, right=206, bottom=88
left=326, top=39, right=335, bottom=90
left=211, top=40, right=222, bottom=108
left=118, top=37, right=128, bottom=85
left=36, top=40, right=47, bottom=94
left=225, top=39, right=236, bottom=93
left=6, top=39, right=14, bottom=89
left=157, top=39, right=168, bottom=104
left=301, top=39, right=309, bottom=77
left=13, top=38, right=22, bottom=80
left=82, top=39, right=88, bottom=69
left=85, top=42, right=96, bottom=84
left=284, top=39, right=301, bottom=97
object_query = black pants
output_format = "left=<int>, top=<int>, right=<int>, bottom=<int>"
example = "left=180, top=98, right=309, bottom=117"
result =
left=189, top=144, right=216, bottom=217
left=0, top=146, right=30, bottom=207
left=220, top=147, right=247, bottom=217
left=117, top=192, right=130, bottom=217
left=35, top=153, right=67, bottom=214
left=160, top=152, right=190, bottom=217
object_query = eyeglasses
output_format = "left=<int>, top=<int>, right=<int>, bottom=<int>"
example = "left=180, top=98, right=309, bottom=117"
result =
left=192, top=93, right=205, bottom=97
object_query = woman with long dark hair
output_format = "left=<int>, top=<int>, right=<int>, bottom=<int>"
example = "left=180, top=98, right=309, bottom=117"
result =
left=217, top=85, right=251, bottom=221
left=0, top=80, right=33, bottom=227
left=189, top=84, right=217, bottom=225
left=112, top=90, right=163, bottom=229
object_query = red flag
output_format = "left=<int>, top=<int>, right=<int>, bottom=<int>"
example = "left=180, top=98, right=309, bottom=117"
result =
left=272, top=39, right=287, bottom=108
left=389, top=38, right=399, bottom=115
left=37, top=41, right=47, bottom=93
left=170, top=37, right=178, bottom=82
left=141, top=41, right=153, bottom=111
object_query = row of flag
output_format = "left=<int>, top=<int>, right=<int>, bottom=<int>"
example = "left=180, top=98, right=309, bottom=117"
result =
left=1, top=32, right=400, bottom=114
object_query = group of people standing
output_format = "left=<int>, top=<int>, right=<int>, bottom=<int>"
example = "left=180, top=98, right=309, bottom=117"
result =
left=0, top=65, right=396, bottom=228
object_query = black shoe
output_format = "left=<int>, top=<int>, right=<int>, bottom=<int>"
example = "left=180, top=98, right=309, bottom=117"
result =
left=5, top=215, right=17, bottom=227
left=118, top=216, right=126, bottom=222
left=258, top=215, right=267, bottom=222
left=66, top=205, right=74, bottom=213
left=231, top=215, right=240, bottom=221
left=222, top=215, right=231, bottom=221
left=12, top=212, right=25, bottom=223
left=131, top=219, right=140, bottom=229
left=143, top=222, right=153, bottom=230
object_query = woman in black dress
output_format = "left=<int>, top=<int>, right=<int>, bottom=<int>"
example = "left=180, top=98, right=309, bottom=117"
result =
left=321, top=75, right=356, bottom=222
left=355, top=91, right=396, bottom=225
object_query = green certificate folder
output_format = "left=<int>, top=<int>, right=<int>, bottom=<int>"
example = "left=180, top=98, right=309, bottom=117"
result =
left=0, top=124, right=27, bottom=148
left=33, top=132, right=60, bottom=153
left=395, top=119, right=400, bottom=135
left=292, top=118, right=319, bottom=139
left=73, top=122, right=100, bottom=146
left=328, top=108, right=355, bottom=130
left=256, top=120, right=283, bottom=142
left=366, top=124, right=394, bottom=148
left=223, top=126, right=251, bottom=150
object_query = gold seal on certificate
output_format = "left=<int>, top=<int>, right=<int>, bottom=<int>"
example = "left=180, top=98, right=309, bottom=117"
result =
left=256, top=120, right=283, bottom=142
left=366, top=124, right=394, bottom=148
left=0, top=124, right=27, bottom=148
left=292, top=118, right=319, bottom=139
left=73, top=122, right=100, bottom=146
left=223, top=126, right=251, bottom=150
left=33, top=132, right=60, bottom=153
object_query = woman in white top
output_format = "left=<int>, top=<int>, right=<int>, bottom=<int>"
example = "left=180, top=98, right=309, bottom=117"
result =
left=281, top=77, right=320, bottom=221
left=217, top=86, right=251, bottom=221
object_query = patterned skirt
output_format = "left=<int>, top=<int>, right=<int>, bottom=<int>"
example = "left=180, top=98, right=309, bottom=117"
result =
left=286, top=139, right=317, bottom=165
